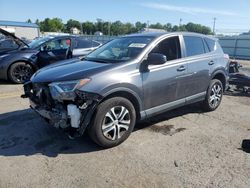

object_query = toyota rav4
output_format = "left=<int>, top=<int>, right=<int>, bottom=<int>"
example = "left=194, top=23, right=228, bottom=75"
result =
left=22, top=32, right=229, bottom=148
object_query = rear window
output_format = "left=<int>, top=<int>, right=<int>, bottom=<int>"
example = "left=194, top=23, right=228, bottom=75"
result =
left=204, top=38, right=216, bottom=52
left=184, top=36, right=205, bottom=57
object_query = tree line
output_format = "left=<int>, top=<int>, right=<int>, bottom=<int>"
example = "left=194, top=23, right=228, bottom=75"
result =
left=27, top=18, right=213, bottom=35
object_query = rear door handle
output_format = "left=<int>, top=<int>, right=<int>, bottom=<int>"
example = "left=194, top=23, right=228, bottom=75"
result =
left=208, top=60, right=214, bottom=65
left=177, top=65, right=186, bottom=72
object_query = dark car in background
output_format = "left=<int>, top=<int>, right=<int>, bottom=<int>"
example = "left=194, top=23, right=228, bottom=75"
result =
left=23, top=32, right=229, bottom=148
left=0, top=28, right=101, bottom=83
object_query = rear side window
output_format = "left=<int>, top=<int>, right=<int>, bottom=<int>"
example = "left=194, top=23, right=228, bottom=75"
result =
left=204, top=38, right=216, bottom=52
left=184, top=36, right=205, bottom=57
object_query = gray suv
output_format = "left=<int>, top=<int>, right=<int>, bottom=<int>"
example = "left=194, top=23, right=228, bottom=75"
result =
left=23, top=32, right=229, bottom=148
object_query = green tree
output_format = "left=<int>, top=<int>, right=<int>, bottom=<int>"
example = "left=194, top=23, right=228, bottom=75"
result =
left=135, top=22, right=147, bottom=32
left=65, top=19, right=81, bottom=33
left=185, top=22, right=212, bottom=34
left=149, top=22, right=164, bottom=29
left=26, top=19, right=32, bottom=23
left=39, top=18, right=64, bottom=32
left=82, top=21, right=96, bottom=34
left=164, top=23, right=172, bottom=31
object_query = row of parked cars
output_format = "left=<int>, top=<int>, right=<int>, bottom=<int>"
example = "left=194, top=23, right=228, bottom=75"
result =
left=0, top=28, right=101, bottom=83
left=1, top=29, right=230, bottom=148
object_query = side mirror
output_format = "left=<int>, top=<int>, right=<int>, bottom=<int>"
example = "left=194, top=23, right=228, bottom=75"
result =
left=146, top=53, right=167, bottom=65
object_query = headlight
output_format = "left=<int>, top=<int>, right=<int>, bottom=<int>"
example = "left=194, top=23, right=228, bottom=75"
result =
left=49, top=79, right=91, bottom=101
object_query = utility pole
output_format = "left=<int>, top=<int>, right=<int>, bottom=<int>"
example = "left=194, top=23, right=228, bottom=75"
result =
left=108, top=21, right=111, bottom=36
left=179, top=18, right=182, bottom=27
left=147, top=20, right=150, bottom=31
left=80, top=22, right=83, bottom=35
left=213, top=17, right=216, bottom=35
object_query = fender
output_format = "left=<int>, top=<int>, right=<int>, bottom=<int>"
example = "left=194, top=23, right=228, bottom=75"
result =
left=210, top=68, right=227, bottom=80
left=102, top=86, right=143, bottom=109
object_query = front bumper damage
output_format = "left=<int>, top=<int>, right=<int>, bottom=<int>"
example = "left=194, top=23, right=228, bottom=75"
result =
left=22, top=81, right=102, bottom=136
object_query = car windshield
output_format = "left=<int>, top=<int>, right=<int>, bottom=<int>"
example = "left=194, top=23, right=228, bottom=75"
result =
left=86, top=36, right=154, bottom=63
left=28, top=36, right=53, bottom=49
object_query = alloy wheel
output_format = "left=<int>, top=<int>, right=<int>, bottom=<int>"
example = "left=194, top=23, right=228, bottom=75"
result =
left=209, top=83, right=222, bottom=108
left=102, top=106, right=131, bottom=141
left=11, top=64, right=33, bottom=83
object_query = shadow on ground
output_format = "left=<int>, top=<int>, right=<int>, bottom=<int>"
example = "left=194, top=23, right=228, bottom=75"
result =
left=0, top=104, right=203, bottom=157
left=0, top=109, right=102, bottom=157
left=0, top=79, right=15, bottom=85
left=135, top=103, right=202, bottom=131
left=224, top=90, right=250, bottom=97
left=241, top=139, right=250, bottom=153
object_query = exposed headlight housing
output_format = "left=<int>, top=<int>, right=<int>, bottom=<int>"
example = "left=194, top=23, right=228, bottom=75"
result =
left=49, top=79, right=91, bottom=101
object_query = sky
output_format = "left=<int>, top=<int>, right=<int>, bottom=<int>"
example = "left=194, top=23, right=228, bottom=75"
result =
left=0, top=0, right=250, bottom=34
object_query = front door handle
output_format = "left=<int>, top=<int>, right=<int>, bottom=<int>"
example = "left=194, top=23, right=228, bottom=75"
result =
left=177, top=65, right=186, bottom=72
left=208, top=60, right=214, bottom=65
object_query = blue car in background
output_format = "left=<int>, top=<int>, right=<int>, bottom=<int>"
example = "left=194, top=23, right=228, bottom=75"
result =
left=0, top=28, right=101, bottom=83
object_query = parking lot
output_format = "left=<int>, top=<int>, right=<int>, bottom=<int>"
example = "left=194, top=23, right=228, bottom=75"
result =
left=0, top=61, right=249, bottom=188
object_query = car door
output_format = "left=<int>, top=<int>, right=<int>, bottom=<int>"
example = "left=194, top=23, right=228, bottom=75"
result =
left=72, top=39, right=101, bottom=57
left=141, top=36, right=188, bottom=116
left=182, top=35, right=211, bottom=102
left=37, top=38, right=71, bottom=67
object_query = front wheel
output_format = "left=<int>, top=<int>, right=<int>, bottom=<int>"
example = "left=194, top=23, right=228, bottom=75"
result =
left=8, top=62, right=34, bottom=84
left=88, top=97, right=136, bottom=148
left=202, top=79, right=223, bottom=111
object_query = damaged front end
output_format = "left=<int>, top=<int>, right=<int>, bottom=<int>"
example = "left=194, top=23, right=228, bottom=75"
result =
left=22, top=80, right=102, bottom=137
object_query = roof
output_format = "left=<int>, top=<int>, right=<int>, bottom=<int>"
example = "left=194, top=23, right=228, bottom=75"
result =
left=141, top=28, right=167, bottom=33
left=0, top=20, right=39, bottom=28
left=124, top=32, right=168, bottom=38
left=125, top=32, right=216, bottom=40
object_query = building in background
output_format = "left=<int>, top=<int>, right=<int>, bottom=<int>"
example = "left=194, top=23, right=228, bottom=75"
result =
left=0, top=20, right=40, bottom=40
left=70, top=27, right=80, bottom=35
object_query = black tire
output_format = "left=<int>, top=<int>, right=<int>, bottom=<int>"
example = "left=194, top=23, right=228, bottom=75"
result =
left=202, top=79, right=223, bottom=112
left=88, top=97, right=136, bottom=148
left=8, top=62, right=34, bottom=84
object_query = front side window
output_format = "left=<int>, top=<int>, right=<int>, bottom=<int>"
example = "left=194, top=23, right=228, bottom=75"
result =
left=43, top=39, right=71, bottom=51
left=184, top=36, right=205, bottom=57
left=28, top=37, right=52, bottom=49
left=150, top=36, right=181, bottom=61
left=86, top=36, right=154, bottom=63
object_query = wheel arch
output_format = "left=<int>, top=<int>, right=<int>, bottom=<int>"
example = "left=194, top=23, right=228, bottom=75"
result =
left=101, top=89, right=143, bottom=121
left=211, top=71, right=227, bottom=91
left=7, top=60, right=38, bottom=80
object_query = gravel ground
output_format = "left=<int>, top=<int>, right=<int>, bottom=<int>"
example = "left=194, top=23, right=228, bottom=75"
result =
left=0, top=62, right=249, bottom=188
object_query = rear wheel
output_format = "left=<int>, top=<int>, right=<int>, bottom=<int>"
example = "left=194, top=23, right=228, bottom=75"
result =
left=88, top=97, right=136, bottom=148
left=202, top=79, right=223, bottom=111
left=8, top=62, right=34, bottom=84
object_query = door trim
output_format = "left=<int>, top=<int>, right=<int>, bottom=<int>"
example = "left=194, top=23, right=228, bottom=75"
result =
left=143, top=92, right=206, bottom=118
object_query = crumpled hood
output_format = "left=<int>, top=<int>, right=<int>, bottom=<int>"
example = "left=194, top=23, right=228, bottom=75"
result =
left=31, top=58, right=113, bottom=83
left=0, top=28, right=29, bottom=47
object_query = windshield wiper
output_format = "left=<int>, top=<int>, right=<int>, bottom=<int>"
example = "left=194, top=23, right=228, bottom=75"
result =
left=84, top=58, right=111, bottom=64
